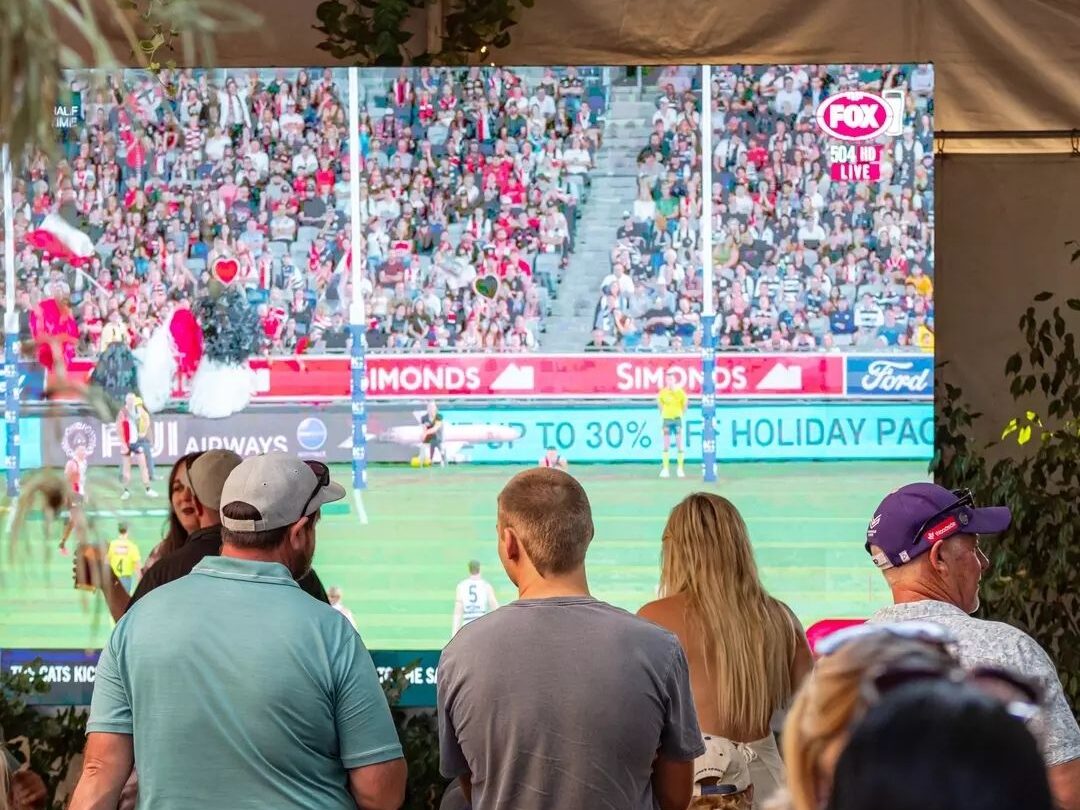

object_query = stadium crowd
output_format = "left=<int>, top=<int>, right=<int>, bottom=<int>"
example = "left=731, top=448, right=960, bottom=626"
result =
left=6, top=66, right=605, bottom=357
left=595, top=64, right=935, bottom=352
left=58, top=457, right=1078, bottom=810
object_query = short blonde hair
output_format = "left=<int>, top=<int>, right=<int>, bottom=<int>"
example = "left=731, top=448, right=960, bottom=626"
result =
left=497, top=468, right=593, bottom=576
left=781, top=634, right=956, bottom=810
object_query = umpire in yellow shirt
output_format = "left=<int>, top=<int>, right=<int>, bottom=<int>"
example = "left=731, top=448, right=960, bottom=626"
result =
left=107, top=523, right=142, bottom=594
left=657, top=368, right=688, bottom=478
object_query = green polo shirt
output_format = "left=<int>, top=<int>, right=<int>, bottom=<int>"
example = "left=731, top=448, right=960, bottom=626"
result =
left=88, top=556, right=402, bottom=809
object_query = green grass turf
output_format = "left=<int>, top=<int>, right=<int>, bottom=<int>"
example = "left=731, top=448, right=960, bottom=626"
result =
left=0, top=461, right=927, bottom=651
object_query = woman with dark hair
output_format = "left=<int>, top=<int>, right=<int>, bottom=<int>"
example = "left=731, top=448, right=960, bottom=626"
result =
left=99, top=452, right=202, bottom=621
left=147, top=451, right=203, bottom=563
left=826, top=680, right=1052, bottom=810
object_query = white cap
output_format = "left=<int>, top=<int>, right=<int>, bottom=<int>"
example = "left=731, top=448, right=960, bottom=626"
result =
left=693, top=736, right=754, bottom=797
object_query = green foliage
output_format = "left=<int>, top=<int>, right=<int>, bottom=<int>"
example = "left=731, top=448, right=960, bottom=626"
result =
left=0, top=663, right=89, bottom=810
left=0, top=0, right=258, bottom=161
left=314, top=0, right=534, bottom=65
left=932, top=275, right=1080, bottom=713
left=381, top=665, right=447, bottom=810
left=123, top=0, right=261, bottom=72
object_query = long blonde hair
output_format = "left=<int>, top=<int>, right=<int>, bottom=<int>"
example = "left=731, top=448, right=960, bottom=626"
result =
left=0, top=752, right=9, bottom=810
left=780, top=635, right=956, bottom=810
left=660, top=493, right=796, bottom=737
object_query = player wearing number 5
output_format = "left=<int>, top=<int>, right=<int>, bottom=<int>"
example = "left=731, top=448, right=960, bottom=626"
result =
left=658, top=368, right=688, bottom=478
left=452, top=560, right=499, bottom=636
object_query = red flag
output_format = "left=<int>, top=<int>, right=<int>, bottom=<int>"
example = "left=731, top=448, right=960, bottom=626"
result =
left=26, top=214, right=94, bottom=267
left=29, top=298, right=79, bottom=373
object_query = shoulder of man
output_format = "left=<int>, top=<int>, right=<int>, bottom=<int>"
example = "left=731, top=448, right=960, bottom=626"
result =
left=127, top=530, right=217, bottom=608
left=959, top=615, right=1061, bottom=674
left=125, top=552, right=185, bottom=612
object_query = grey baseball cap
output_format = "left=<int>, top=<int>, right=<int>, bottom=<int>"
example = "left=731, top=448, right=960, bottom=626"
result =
left=220, top=453, right=345, bottom=532
left=188, top=450, right=243, bottom=512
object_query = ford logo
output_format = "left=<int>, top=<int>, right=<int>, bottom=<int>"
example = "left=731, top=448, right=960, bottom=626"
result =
left=860, top=360, right=932, bottom=393
left=816, top=92, right=893, bottom=142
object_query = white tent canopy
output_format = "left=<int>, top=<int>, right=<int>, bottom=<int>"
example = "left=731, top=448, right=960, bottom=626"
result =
left=54, top=0, right=1080, bottom=451
left=78, top=0, right=1080, bottom=150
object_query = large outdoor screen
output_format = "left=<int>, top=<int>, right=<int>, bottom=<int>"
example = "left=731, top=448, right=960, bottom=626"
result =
left=2, top=63, right=934, bottom=670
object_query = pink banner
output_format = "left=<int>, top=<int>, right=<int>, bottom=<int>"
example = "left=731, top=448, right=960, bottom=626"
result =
left=66, top=353, right=845, bottom=400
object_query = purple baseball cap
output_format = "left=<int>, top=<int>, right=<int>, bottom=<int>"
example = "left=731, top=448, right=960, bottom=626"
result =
left=865, top=483, right=1012, bottom=569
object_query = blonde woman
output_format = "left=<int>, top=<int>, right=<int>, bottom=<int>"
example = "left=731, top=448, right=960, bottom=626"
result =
left=638, top=493, right=813, bottom=808
left=766, top=625, right=959, bottom=810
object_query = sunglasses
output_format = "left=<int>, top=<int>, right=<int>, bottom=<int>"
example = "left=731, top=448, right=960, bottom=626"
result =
left=817, top=622, right=1042, bottom=724
left=914, top=488, right=975, bottom=545
left=298, top=460, right=331, bottom=519
left=864, top=663, right=1043, bottom=725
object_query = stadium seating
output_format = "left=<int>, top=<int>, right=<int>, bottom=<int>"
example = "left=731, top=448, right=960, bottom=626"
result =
left=12, top=66, right=607, bottom=356
left=597, top=64, right=936, bottom=352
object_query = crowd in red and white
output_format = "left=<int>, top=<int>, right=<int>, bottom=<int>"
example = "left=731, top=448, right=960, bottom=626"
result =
left=593, top=64, right=936, bottom=353
left=5, top=66, right=606, bottom=357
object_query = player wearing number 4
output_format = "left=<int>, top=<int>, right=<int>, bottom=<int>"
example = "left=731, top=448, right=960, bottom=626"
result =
left=452, top=560, right=499, bottom=636
left=658, top=368, right=688, bottom=478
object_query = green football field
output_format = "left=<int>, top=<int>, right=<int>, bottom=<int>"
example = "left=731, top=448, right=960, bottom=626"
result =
left=0, top=461, right=926, bottom=651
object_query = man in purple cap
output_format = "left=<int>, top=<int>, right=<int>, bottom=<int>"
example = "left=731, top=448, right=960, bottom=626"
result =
left=865, top=483, right=1080, bottom=809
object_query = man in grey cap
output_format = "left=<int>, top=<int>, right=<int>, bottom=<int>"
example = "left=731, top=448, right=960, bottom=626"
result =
left=72, top=453, right=406, bottom=810
left=127, top=449, right=329, bottom=609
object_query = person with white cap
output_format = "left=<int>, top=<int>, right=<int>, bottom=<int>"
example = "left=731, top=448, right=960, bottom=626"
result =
left=864, top=483, right=1080, bottom=809
left=691, top=736, right=754, bottom=809
left=71, top=453, right=406, bottom=810
left=127, top=449, right=330, bottom=610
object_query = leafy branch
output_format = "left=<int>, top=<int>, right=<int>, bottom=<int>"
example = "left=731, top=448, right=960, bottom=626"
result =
left=932, top=243, right=1080, bottom=712
left=0, top=662, right=89, bottom=809
left=314, top=0, right=535, bottom=66
left=0, top=0, right=259, bottom=161
left=379, top=663, right=446, bottom=810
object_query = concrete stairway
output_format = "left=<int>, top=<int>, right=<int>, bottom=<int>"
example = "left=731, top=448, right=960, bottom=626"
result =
left=542, top=85, right=655, bottom=351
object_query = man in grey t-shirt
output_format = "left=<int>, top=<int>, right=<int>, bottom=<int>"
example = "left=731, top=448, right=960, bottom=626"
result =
left=437, top=468, right=704, bottom=810
left=864, top=483, right=1080, bottom=810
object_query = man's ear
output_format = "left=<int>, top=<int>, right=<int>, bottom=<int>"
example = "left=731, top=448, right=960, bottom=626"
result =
left=927, top=540, right=949, bottom=573
left=288, top=515, right=311, bottom=548
left=502, top=524, right=521, bottom=564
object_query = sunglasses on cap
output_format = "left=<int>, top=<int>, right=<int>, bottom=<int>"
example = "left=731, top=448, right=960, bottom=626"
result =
left=915, top=488, right=975, bottom=545
left=863, top=662, right=1043, bottom=725
left=299, top=460, right=331, bottom=519
left=817, top=622, right=1042, bottom=724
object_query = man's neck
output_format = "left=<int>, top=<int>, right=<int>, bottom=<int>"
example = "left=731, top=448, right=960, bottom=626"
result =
left=517, top=570, right=590, bottom=601
left=890, top=581, right=957, bottom=608
left=220, top=543, right=289, bottom=568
